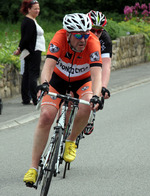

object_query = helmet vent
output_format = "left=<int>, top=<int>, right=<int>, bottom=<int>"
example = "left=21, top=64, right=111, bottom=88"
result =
left=63, top=13, right=92, bottom=32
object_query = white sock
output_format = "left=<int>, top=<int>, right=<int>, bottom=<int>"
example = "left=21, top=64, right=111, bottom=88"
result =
left=31, top=167, right=38, bottom=172
left=66, top=140, right=75, bottom=143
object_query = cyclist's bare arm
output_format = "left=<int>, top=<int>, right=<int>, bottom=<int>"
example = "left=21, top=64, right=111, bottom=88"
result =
left=102, top=57, right=111, bottom=88
left=101, top=57, right=111, bottom=99
left=41, top=58, right=56, bottom=84
left=90, top=66, right=102, bottom=96
left=90, top=66, right=102, bottom=110
left=37, top=58, right=56, bottom=98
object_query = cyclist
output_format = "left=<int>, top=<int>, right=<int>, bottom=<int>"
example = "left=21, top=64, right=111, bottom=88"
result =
left=23, top=13, right=103, bottom=185
left=88, top=10, right=112, bottom=99
left=83, top=10, right=112, bottom=135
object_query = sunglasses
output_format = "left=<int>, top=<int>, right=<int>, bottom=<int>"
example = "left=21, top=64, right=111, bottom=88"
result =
left=91, top=28, right=103, bottom=34
left=71, top=33, right=90, bottom=40
left=30, top=0, right=38, bottom=4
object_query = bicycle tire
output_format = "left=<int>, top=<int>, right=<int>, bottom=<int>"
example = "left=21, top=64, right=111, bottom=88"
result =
left=34, top=161, right=44, bottom=189
left=64, top=108, right=75, bottom=140
left=40, top=127, right=62, bottom=196
left=62, top=108, right=77, bottom=178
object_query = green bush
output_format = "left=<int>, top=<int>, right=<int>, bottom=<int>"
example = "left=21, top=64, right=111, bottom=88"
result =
left=105, top=20, right=122, bottom=40
left=0, top=64, right=4, bottom=79
left=104, top=12, right=125, bottom=22
left=105, top=18, right=150, bottom=40
left=119, top=19, right=150, bottom=35
left=0, top=32, right=20, bottom=78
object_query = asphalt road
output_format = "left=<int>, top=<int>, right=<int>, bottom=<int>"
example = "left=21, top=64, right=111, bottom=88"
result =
left=0, top=76, right=150, bottom=195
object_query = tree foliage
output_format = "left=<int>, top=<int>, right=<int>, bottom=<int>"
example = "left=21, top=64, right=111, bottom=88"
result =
left=0, top=0, right=150, bottom=22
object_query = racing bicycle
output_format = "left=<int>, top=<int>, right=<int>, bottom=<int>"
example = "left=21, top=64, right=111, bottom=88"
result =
left=25, top=91, right=98, bottom=196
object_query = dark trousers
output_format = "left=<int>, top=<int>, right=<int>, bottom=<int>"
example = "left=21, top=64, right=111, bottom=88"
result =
left=21, top=50, right=41, bottom=105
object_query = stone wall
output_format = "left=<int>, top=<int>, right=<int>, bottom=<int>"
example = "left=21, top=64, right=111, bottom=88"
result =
left=0, top=64, right=21, bottom=98
left=0, top=34, right=148, bottom=99
left=111, top=34, right=146, bottom=70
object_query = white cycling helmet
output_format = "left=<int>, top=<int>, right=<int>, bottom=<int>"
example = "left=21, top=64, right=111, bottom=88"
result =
left=63, top=13, right=92, bottom=32
left=88, top=10, right=107, bottom=28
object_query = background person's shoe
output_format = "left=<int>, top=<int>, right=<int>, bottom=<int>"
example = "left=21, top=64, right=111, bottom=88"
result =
left=22, top=101, right=31, bottom=105
left=63, top=141, right=77, bottom=163
left=23, top=168, right=37, bottom=184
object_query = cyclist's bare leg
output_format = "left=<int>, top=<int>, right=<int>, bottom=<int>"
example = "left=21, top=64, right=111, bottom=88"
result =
left=67, top=93, right=92, bottom=141
left=31, top=105, right=58, bottom=169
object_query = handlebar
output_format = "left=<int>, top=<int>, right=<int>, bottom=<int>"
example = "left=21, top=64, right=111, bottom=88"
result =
left=36, top=91, right=90, bottom=110
left=36, top=91, right=104, bottom=110
left=48, top=92, right=90, bottom=105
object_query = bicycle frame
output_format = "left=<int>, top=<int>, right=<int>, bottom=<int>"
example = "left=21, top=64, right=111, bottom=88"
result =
left=54, top=93, right=84, bottom=175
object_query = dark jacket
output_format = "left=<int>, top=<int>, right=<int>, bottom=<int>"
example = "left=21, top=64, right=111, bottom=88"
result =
left=19, top=17, right=37, bottom=53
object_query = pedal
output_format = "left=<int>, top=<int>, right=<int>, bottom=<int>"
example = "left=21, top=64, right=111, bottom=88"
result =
left=83, top=123, right=94, bottom=135
left=25, top=182, right=34, bottom=188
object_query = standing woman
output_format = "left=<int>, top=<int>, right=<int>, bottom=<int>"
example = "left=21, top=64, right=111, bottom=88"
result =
left=14, top=0, right=45, bottom=105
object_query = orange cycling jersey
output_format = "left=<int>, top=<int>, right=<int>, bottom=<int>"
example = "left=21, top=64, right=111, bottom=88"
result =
left=46, top=29, right=102, bottom=82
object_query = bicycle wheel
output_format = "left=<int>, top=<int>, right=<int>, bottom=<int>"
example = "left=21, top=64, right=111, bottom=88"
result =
left=40, top=127, right=62, bottom=196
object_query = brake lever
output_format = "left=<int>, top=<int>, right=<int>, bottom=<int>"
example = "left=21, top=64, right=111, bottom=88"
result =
left=36, top=91, right=45, bottom=110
